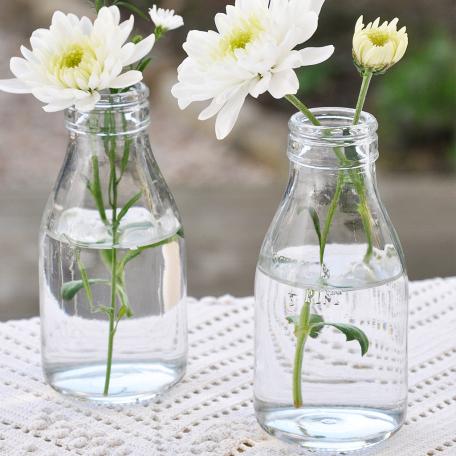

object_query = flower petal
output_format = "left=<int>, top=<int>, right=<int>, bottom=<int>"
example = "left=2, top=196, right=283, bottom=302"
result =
left=122, top=34, right=156, bottom=66
left=308, top=0, right=325, bottom=15
left=268, top=69, right=299, bottom=99
left=0, top=78, right=31, bottom=94
left=215, top=84, right=250, bottom=140
left=109, top=70, right=143, bottom=89
left=10, top=57, right=29, bottom=78
left=42, top=99, right=76, bottom=112
left=198, top=97, right=225, bottom=121
left=298, top=45, right=335, bottom=66
left=74, top=91, right=101, bottom=111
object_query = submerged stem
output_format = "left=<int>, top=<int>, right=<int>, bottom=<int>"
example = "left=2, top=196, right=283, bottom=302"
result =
left=292, top=300, right=311, bottom=408
left=103, top=247, right=117, bottom=396
left=103, top=110, right=119, bottom=397
left=319, top=171, right=345, bottom=265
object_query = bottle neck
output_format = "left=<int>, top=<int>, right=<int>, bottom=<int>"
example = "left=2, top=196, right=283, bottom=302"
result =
left=288, top=107, right=379, bottom=171
left=64, top=83, right=150, bottom=137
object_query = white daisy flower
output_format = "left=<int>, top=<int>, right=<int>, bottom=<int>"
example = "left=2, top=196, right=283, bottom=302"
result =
left=0, top=6, right=156, bottom=112
left=353, top=16, right=408, bottom=74
left=149, top=5, right=184, bottom=32
left=171, top=0, right=334, bottom=140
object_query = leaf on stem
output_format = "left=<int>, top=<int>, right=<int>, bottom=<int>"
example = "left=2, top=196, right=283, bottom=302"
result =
left=100, top=249, right=114, bottom=269
left=119, top=140, right=131, bottom=178
left=286, top=316, right=299, bottom=326
left=115, top=1, right=149, bottom=21
left=309, top=208, right=322, bottom=250
left=88, top=156, right=108, bottom=225
left=119, top=232, right=180, bottom=269
left=324, top=323, right=369, bottom=356
left=308, top=314, right=325, bottom=339
left=61, top=278, right=110, bottom=301
left=116, top=192, right=142, bottom=225
left=74, top=250, right=97, bottom=311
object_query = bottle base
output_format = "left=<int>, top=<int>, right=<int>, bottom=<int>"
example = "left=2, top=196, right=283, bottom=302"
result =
left=256, top=405, right=404, bottom=453
left=45, top=360, right=186, bottom=404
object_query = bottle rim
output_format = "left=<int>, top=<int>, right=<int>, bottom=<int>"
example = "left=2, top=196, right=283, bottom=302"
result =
left=64, top=83, right=150, bottom=135
left=288, top=107, right=379, bottom=169
left=289, top=107, right=378, bottom=146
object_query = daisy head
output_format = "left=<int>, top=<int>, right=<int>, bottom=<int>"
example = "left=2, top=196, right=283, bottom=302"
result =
left=172, top=0, right=334, bottom=139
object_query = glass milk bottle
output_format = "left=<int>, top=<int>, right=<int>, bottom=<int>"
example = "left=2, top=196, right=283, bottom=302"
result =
left=254, top=108, right=408, bottom=452
left=39, top=84, right=187, bottom=403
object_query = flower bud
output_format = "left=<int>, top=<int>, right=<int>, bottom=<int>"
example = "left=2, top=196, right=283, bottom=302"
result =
left=353, top=16, right=408, bottom=74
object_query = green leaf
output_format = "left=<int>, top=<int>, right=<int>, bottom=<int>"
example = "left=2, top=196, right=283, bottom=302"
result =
left=308, top=314, right=325, bottom=339
left=120, top=248, right=142, bottom=269
left=115, top=284, right=133, bottom=323
left=117, top=305, right=127, bottom=320
left=119, top=232, right=181, bottom=269
left=77, top=252, right=93, bottom=307
left=61, top=279, right=109, bottom=301
left=119, top=139, right=131, bottom=177
left=324, top=323, right=369, bottom=356
left=100, top=249, right=114, bottom=269
left=88, top=156, right=108, bottom=225
left=286, top=316, right=299, bottom=326
left=116, top=191, right=142, bottom=225
left=115, top=1, right=149, bottom=21
left=309, top=208, right=322, bottom=248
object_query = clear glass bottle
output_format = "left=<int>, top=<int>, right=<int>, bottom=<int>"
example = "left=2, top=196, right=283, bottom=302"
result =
left=254, top=108, right=408, bottom=452
left=39, top=84, right=187, bottom=403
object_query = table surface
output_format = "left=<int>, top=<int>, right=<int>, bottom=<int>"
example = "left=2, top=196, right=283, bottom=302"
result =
left=0, top=277, right=455, bottom=456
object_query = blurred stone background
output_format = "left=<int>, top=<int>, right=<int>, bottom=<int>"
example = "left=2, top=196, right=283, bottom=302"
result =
left=0, top=0, right=455, bottom=320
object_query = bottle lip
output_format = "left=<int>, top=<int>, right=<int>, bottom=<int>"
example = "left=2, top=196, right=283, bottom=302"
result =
left=66, top=83, right=149, bottom=114
left=289, top=107, right=378, bottom=145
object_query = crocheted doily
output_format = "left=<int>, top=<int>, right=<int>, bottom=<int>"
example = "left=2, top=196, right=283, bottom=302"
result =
left=0, top=278, right=455, bottom=456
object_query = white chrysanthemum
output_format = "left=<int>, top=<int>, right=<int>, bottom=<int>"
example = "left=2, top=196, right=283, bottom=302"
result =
left=0, top=6, right=155, bottom=112
left=171, top=0, right=334, bottom=140
left=353, top=16, right=408, bottom=74
left=149, top=5, right=184, bottom=32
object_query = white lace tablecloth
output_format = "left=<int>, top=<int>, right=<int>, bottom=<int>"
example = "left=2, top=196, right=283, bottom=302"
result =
left=0, top=278, right=455, bottom=456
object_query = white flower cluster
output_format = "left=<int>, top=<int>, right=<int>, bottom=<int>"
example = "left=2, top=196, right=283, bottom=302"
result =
left=172, top=0, right=334, bottom=139
left=149, top=5, right=184, bottom=32
left=0, top=6, right=156, bottom=111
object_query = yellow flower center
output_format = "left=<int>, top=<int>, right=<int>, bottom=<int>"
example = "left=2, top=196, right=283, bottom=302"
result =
left=219, top=16, right=264, bottom=57
left=60, top=46, right=84, bottom=69
left=227, top=29, right=254, bottom=52
left=367, top=30, right=390, bottom=47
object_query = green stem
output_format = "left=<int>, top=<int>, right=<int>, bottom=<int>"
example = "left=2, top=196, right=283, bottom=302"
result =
left=292, top=301, right=311, bottom=408
left=353, top=72, right=373, bottom=125
left=103, top=247, right=117, bottom=396
left=103, top=110, right=119, bottom=397
left=285, top=95, right=320, bottom=126
left=320, top=171, right=345, bottom=264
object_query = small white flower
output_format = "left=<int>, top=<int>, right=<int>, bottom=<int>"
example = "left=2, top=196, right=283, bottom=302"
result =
left=353, top=16, right=408, bottom=74
left=0, top=6, right=156, bottom=112
left=171, top=0, right=334, bottom=140
left=149, top=5, right=184, bottom=32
